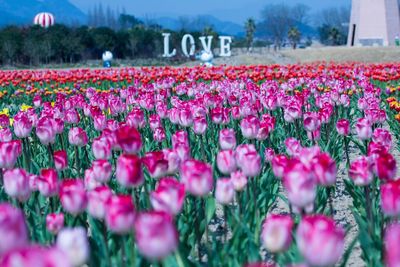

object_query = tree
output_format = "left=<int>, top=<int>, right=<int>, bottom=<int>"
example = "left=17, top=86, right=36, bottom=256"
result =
left=245, top=18, right=256, bottom=51
left=0, top=26, right=23, bottom=65
left=317, top=6, right=350, bottom=45
left=260, top=4, right=292, bottom=49
left=288, top=27, right=301, bottom=49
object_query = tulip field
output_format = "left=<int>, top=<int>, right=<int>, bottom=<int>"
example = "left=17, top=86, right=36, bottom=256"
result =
left=0, top=64, right=400, bottom=267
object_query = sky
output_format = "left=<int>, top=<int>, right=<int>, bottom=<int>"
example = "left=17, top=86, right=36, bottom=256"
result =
left=69, top=0, right=351, bottom=23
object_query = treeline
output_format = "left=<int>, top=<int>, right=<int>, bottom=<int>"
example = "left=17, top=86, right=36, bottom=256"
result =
left=0, top=21, right=216, bottom=66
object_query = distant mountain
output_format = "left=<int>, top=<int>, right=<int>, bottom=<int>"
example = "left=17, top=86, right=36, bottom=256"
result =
left=0, top=0, right=86, bottom=26
left=146, top=15, right=245, bottom=37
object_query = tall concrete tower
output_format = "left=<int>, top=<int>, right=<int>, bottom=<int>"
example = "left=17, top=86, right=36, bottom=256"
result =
left=348, top=0, right=400, bottom=46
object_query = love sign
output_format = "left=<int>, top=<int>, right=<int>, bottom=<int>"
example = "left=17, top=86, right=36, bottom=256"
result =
left=162, top=33, right=232, bottom=58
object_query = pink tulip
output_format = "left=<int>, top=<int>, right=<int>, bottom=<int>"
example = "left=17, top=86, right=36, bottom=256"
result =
left=240, top=151, right=262, bottom=177
left=235, top=144, right=257, bottom=167
left=162, top=149, right=181, bottom=174
left=134, top=211, right=178, bottom=260
left=54, top=150, right=68, bottom=171
left=36, top=116, right=56, bottom=145
left=215, top=178, right=235, bottom=204
left=179, top=107, right=193, bottom=127
left=372, top=128, right=392, bottom=150
left=116, top=125, right=142, bottom=154
left=297, top=215, right=345, bottom=267
left=3, top=168, right=31, bottom=201
left=311, top=152, right=337, bottom=186
left=116, top=154, right=144, bottom=188
left=142, top=151, right=169, bottom=179
left=348, top=156, right=374, bottom=186
left=84, top=168, right=102, bottom=191
left=261, top=214, right=294, bottom=253
left=193, top=116, right=207, bottom=135
left=68, top=127, right=88, bottom=147
left=65, top=109, right=80, bottom=124
left=0, top=128, right=12, bottom=142
left=264, top=148, right=275, bottom=163
left=0, top=204, right=28, bottom=256
left=355, top=118, right=372, bottom=140
left=283, top=159, right=316, bottom=210
left=93, top=114, right=107, bottom=131
left=149, top=114, right=161, bottom=131
left=105, top=195, right=136, bottom=234
left=336, top=119, right=350, bottom=136
left=91, top=159, right=112, bottom=183
left=180, top=159, right=213, bottom=196
left=46, top=213, right=65, bottom=234
left=217, top=149, right=237, bottom=175
left=374, top=151, right=397, bottom=181
left=381, top=180, right=400, bottom=217
left=37, top=168, right=59, bottom=197
left=285, top=137, right=301, bottom=157
left=153, top=127, right=166, bottom=142
left=33, top=95, right=42, bottom=107
left=172, top=130, right=188, bottom=148
left=303, top=111, right=320, bottom=132
left=271, top=154, right=289, bottom=179
left=56, top=227, right=89, bottom=267
left=150, top=177, right=185, bottom=215
left=230, top=170, right=248, bottom=191
left=60, top=179, right=87, bottom=215
left=240, top=115, right=260, bottom=139
left=0, top=141, right=22, bottom=169
left=92, top=137, right=112, bottom=160
left=87, top=186, right=113, bottom=219
left=219, top=128, right=237, bottom=150
left=385, top=223, right=400, bottom=267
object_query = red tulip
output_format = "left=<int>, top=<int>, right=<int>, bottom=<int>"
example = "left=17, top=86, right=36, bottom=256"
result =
left=116, top=154, right=144, bottom=188
left=105, top=195, right=136, bottom=234
left=348, top=156, right=374, bottom=186
left=180, top=159, right=213, bottom=196
left=60, top=179, right=87, bottom=215
left=261, top=214, right=294, bottom=253
left=87, top=186, right=113, bottom=219
left=46, top=213, right=64, bottom=234
left=296, top=215, right=344, bottom=267
left=0, top=204, right=28, bottom=256
left=54, top=150, right=68, bottom=171
left=150, top=177, right=185, bottom=215
left=134, top=211, right=178, bottom=260
left=116, top=125, right=142, bottom=154
left=142, top=151, right=169, bottom=179
left=3, top=168, right=31, bottom=201
left=37, top=168, right=59, bottom=197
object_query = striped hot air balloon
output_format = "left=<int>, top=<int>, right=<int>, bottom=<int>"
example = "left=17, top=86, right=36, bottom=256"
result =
left=33, top=12, right=55, bottom=28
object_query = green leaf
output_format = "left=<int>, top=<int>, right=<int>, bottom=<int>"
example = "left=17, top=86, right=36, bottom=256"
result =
left=205, top=197, right=216, bottom=224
